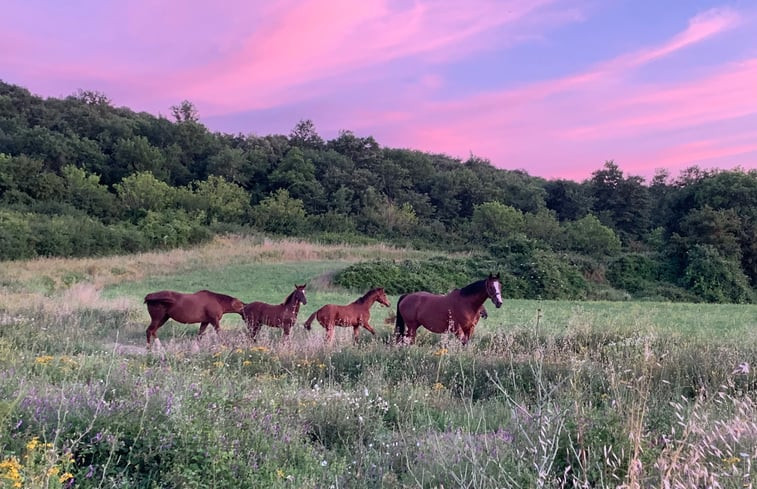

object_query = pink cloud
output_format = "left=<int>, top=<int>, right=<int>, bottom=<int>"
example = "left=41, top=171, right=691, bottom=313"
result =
left=2, top=0, right=573, bottom=115
left=616, top=7, right=741, bottom=68
left=357, top=7, right=754, bottom=180
left=177, top=0, right=563, bottom=113
left=637, top=131, right=757, bottom=174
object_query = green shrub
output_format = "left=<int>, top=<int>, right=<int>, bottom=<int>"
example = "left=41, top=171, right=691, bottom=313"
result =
left=137, top=209, right=211, bottom=248
left=607, top=253, right=661, bottom=293
left=333, top=257, right=488, bottom=295
left=683, top=244, right=755, bottom=303
left=0, top=210, right=34, bottom=259
left=506, top=249, right=588, bottom=300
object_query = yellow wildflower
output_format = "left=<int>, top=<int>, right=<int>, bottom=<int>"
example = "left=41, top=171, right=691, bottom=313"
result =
left=0, top=456, right=23, bottom=486
left=432, top=382, right=445, bottom=391
left=243, top=360, right=252, bottom=366
left=213, top=361, right=224, bottom=368
left=59, top=472, right=74, bottom=483
left=276, top=468, right=285, bottom=478
left=433, top=348, right=448, bottom=356
left=723, top=456, right=740, bottom=466
left=26, top=436, right=40, bottom=451
left=47, top=466, right=60, bottom=476
left=35, top=355, right=54, bottom=365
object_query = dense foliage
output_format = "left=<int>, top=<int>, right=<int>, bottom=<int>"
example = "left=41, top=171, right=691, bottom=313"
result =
left=1, top=81, right=755, bottom=303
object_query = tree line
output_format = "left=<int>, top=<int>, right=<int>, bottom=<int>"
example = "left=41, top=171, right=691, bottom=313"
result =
left=1, top=80, right=755, bottom=303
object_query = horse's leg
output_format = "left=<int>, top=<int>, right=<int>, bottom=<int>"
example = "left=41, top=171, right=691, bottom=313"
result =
left=146, top=315, right=169, bottom=347
left=211, top=317, right=222, bottom=335
left=198, top=322, right=210, bottom=337
left=352, top=326, right=360, bottom=343
left=407, top=324, right=419, bottom=345
left=249, top=322, right=263, bottom=341
left=454, top=325, right=466, bottom=343
left=461, top=324, right=474, bottom=345
left=325, top=325, right=335, bottom=344
left=362, top=322, right=376, bottom=336
left=283, top=324, right=292, bottom=343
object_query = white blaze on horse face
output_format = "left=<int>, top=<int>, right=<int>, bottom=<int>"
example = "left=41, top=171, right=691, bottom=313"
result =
left=492, top=280, right=503, bottom=307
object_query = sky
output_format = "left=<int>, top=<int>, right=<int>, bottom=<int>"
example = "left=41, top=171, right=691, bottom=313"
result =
left=3, top=0, right=757, bottom=182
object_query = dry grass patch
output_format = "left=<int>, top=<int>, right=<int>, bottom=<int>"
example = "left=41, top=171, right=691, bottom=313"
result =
left=0, top=235, right=431, bottom=310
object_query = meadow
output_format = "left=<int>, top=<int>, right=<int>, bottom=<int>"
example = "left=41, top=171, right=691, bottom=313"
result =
left=1, top=236, right=755, bottom=488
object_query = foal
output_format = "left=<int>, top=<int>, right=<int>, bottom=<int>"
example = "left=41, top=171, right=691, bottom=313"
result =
left=242, top=284, right=307, bottom=341
left=304, top=288, right=390, bottom=343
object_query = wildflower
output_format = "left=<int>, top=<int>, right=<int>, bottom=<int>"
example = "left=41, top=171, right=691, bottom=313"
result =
left=732, top=362, right=750, bottom=375
left=722, top=456, right=740, bottom=466
left=26, top=437, right=40, bottom=452
left=35, top=355, right=54, bottom=365
left=47, top=466, right=60, bottom=476
left=433, top=348, right=448, bottom=356
left=433, top=382, right=445, bottom=391
left=213, top=361, right=224, bottom=368
left=59, top=472, right=74, bottom=484
left=60, top=356, right=78, bottom=367
left=243, top=360, right=252, bottom=366
left=276, top=468, right=286, bottom=478
left=0, top=457, right=23, bottom=487
left=251, top=346, right=270, bottom=353
left=321, top=460, right=328, bottom=467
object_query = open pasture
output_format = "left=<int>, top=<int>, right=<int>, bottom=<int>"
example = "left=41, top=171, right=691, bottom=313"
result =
left=1, top=237, right=755, bottom=488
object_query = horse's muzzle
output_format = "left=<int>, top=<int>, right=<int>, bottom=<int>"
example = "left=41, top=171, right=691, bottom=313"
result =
left=494, top=300, right=503, bottom=308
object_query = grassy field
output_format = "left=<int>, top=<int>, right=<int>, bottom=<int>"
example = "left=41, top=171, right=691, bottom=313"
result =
left=1, top=236, right=756, bottom=488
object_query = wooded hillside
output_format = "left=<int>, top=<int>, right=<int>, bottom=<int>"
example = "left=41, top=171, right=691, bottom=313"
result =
left=1, top=81, right=755, bottom=303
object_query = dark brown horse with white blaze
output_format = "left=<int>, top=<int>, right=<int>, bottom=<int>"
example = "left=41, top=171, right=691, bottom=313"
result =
left=395, top=273, right=503, bottom=345
left=242, top=284, right=307, bottom=341
left=304, top=288, right=391, bottom=343
left=144, top=290, right=245, bottom=347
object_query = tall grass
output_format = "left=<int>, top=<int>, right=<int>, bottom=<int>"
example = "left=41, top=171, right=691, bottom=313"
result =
left=1, top=242, right=755, bottom=488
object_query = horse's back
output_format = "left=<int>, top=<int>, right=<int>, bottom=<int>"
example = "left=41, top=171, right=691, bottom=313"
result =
left=399, top=291, right=459, bottom=332
left=317, top=303, right=353, bottom=325
left=144, top=290, right=183, bottom=304
left=399, top=291, right=442, bottom=312
left=243, top=301, right=277, bottom=320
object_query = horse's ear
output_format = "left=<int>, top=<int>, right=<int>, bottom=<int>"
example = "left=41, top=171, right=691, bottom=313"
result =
left=496, top=272, right=501, bottom=279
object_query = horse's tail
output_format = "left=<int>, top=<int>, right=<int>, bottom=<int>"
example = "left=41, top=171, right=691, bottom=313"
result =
left=144, top=291, right=176, bottom=306
left=394, top=294, right=408, bottom=341
left=303, top=310, right=318, bottom=330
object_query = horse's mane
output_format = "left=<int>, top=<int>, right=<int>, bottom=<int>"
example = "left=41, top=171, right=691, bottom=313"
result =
left=283, top=289, right=297, bottom=305
left=354, top=288, right=381, bottom=304
left=459, top=280, right=486, bottom=297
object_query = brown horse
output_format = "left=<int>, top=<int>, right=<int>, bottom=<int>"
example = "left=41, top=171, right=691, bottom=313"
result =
left=303, top=288, right=391, bottom=343
left=242, top=284, right=307, bottom=341
left=144, top=290, right=245, bottom=347
left=395, top=273, right=503, bottom=345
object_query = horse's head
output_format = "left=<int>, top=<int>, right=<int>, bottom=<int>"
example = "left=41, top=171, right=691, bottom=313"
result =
left=485, top=273, right=503, bottom=308
left=231, top=298, right=246, bottom=315
left=376, top=288, right=391, bottom=307
left=293, top=284, right=307, bottom=305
